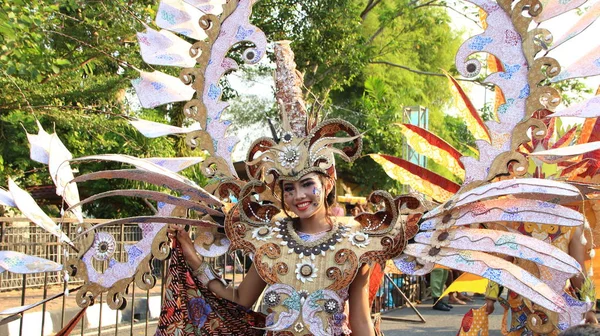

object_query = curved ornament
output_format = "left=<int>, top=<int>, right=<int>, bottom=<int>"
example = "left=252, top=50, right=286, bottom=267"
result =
left=302, top=289, right=344, bottom=336
left=184, top=0, right=268, bottom=176
left=264, top=283, right=301, bottom=331
left=67, top=203, right=173, bottom=309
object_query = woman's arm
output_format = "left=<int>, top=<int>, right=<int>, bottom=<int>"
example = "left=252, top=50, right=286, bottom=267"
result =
left=348, top=263, right=375, bottom=336
left=175, top=226, right=266, bottom=309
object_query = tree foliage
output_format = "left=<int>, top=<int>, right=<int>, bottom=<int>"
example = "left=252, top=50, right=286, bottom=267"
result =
left=0, top=0, right=194, bottom=217
left=229, top=0, right=463, bottom=194
left=0, top=0, right=488, bottom=215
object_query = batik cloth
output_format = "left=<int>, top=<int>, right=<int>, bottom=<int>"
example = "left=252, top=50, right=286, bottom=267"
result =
left=485, top=225, right=578, bottom=335
left=155, top=241, right=266, bottom=336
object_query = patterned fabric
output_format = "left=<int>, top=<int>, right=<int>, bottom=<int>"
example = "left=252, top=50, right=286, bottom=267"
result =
left=484, top=224, right=580, bottom=335
left=458, top=305, right=489, bottom=336
left=296, top=230, right=329, bottom=243
left=155, top=241, right=265, bottom=336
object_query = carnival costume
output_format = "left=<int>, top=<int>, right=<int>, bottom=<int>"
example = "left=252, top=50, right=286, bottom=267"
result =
left=1, top=0, right=600, bottom=335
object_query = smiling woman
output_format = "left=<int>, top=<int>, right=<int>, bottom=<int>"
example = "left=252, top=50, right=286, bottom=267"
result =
left=161, top=37, right=424, bottom=336
left=174, top=116, right=379, bottom=336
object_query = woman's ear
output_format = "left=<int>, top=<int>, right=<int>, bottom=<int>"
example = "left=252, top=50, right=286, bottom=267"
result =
left=324, top=177, right=334, bottom=195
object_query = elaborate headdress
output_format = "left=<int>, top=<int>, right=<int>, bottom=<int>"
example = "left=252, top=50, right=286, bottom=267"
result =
left=245, top=42, right=362, bottom=187
left=245, top=118, right=362, bottom=185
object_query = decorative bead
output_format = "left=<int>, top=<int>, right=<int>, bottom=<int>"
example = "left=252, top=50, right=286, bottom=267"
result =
left=438, top=231, right=449, bottom=241
left=264, top=291, right=281, bottom=307
left=300, top=265, right=313, bottom=276
left=323, top=299, right=340, bottom=314
left=428, top=247, right=441, bottom=257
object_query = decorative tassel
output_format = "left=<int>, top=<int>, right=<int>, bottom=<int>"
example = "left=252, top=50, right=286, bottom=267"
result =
left=581, top=233, right=587, bottom=245
left=588, top=266, right=594, bottom=277
left=590, top=249, right=596, bottom=258
left=584, top=219, right=591, bottom=230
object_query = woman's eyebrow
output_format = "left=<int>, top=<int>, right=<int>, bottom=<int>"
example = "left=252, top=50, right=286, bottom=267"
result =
left=299, top=177, right=314, bottom=184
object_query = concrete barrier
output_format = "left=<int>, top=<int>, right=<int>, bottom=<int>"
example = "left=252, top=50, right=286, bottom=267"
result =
left=86, top=303, right=123, bottom=329
left=3, top=311, right=53, bottom=336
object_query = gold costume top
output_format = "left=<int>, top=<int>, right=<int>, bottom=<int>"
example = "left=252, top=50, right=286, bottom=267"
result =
left=225, top=196, right=423, bottom=335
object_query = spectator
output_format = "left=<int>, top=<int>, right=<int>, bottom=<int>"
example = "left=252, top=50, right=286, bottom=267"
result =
left=430, top=268, right=453, bottom=311
left=330, top=202, right=345, bottom=216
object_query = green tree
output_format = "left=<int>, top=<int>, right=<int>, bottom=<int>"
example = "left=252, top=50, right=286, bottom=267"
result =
left=0, top=0, right=195, bottom=217
left=229, top=0, right=462, bottom=194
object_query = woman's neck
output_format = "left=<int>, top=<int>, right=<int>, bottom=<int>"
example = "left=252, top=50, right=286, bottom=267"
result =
left=295, top=213, right=331, bottom=234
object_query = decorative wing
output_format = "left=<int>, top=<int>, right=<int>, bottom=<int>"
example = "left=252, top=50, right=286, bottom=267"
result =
left=378, top=0, right=600, bottom=330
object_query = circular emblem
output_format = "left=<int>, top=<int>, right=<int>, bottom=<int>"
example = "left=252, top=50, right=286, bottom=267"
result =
left=300, top=265, right=313, bottom=277
left=264, top=291, right=281, bottom=307
left=323, top=299, right=340, bottom=314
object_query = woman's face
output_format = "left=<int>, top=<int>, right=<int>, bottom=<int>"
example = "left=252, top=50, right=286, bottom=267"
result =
left=282, top=173, right=328, bottom=220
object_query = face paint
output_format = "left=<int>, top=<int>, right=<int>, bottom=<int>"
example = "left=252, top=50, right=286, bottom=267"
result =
left=312, top=187, right=322, bottom=197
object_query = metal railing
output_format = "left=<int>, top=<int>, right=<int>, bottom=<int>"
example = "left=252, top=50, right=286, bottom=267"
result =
left=0, top=218, right=425, bottom=335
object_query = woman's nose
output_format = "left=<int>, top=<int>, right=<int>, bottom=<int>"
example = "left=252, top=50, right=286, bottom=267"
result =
left=294, top=188, right=306, bottom=199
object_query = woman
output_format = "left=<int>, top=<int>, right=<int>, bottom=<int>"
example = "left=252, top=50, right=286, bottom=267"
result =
left=174, top=170, right=374, bottom=335
left=167, top=118, right=411, bottom=335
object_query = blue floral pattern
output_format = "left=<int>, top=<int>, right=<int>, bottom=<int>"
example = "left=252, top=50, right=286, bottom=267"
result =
left=468, top=36, right=493, bottom=51
left=188, top=297, right=212, bottom=328
left=482, top=268, right=502, bottom=283
left=518, top=84, right=530, bottom=99
left=499, top=64, right=521, bottom=79
left=235, top=26, right=254, bottom=40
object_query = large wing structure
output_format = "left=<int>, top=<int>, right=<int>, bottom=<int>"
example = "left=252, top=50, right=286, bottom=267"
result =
left=59, top=0, right=273, bottom=310
left=375, top=0, right=600, bottom=329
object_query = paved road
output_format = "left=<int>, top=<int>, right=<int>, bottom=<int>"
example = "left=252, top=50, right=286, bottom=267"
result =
left=379, top=296, right=504, bottom=336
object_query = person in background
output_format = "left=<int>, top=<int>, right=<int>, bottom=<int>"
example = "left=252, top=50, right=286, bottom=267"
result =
left=330, top=201, right=345, bottom=216
left=430, top=268, right=453, bottom=311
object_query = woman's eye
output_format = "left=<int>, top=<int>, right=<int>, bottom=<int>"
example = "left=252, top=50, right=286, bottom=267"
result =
left=302, top=181, right=315, bottom=188
left=283, top=186, right=294, bottom=192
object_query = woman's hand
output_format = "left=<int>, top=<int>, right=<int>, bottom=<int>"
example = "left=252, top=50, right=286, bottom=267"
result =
left=168, top=224, right=203, bottom=269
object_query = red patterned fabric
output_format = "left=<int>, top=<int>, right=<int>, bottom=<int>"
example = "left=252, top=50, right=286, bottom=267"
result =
left=155, top=241, right=265, bottom=336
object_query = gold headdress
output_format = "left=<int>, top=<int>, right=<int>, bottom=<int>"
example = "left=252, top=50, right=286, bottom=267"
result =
left=245, top=119, right=362, bottom=185
left=244, top=42, right=362, bottom=188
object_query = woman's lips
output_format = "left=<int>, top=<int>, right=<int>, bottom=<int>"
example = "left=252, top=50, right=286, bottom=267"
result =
left=295, top=201, right=312, bottom=211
